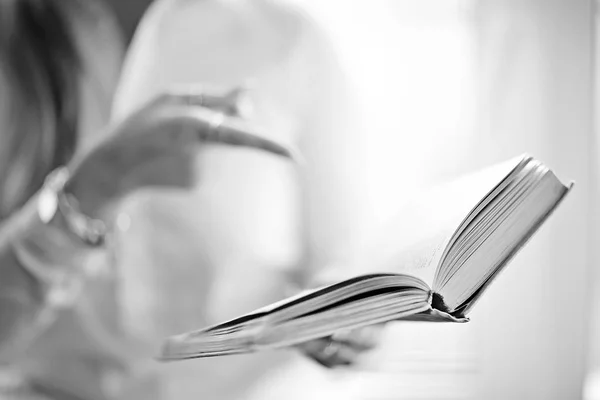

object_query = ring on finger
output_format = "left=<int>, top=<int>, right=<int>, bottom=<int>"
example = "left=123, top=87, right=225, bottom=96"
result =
left=321, top=337, right=341, bottom=359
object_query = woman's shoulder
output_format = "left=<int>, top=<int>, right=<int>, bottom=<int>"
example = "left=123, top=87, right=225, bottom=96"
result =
left=138, top=0, right=321, bottom=45
left=114, top=0, right=331, bottom=120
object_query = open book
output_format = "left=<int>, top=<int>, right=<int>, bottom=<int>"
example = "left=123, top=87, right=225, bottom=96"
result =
left=159, top=154, right=573, bottom=360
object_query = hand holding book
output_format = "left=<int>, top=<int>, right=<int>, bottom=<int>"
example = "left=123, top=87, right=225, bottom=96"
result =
left=295, top=323, right=385, bottom=368
left=159, top=154, right=573, bottom=363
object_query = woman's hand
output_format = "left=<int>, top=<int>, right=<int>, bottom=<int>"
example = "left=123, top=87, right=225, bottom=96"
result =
left=65, top=88, right=294, bottom=218
left=296, top=324, right=385, bottom=368
left=290, top=270, right=388, bottom=369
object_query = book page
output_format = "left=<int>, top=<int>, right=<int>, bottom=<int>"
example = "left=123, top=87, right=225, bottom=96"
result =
left=440, top=169, right=571, bottom=313
left=322, top=155, right=527, bottom=287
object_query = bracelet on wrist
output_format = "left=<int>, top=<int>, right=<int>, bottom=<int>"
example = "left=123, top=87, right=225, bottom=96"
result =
left=37, top=167, right=107, bottom=247
left=9, top=167, right=109, bottom=310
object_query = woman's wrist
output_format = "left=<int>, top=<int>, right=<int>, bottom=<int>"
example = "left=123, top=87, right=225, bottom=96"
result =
left=41, top=167, right=107, bottom=246
left=11, top=198, right=86, bottom=298
left=6, top=167, right=107, bottom=306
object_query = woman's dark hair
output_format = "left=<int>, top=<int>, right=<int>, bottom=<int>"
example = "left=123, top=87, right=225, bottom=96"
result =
left=0, top=0, right=88, bottom=219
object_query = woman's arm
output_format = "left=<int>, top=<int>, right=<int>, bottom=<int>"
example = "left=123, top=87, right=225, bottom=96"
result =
left=0, top=198, right=46, bottom=361
left=0, top=191, right=92, bottom=363
left=0, top=92, right=294, bottom=365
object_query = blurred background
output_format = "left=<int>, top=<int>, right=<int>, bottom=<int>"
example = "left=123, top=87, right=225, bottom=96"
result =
left=3, top=0, right=599, bottom=399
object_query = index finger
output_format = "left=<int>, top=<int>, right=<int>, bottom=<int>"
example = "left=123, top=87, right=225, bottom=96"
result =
left=162, top=105, right=304, bottom=163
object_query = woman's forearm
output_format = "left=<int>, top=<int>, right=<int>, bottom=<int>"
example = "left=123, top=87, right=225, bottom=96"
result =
left=0, top=194, right=89, bottom=363
left=0, top=196, right=50, bottom=362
